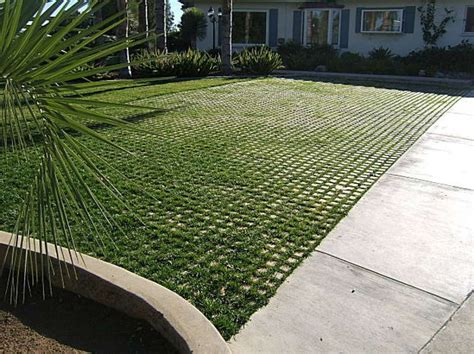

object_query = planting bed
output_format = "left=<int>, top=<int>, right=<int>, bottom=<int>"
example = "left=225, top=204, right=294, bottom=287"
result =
left=0, top=273, right=176, bottom=353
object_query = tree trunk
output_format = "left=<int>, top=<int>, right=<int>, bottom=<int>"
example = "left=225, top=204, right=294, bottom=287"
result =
left=93, top=6, right=104, bottom=48
left=116, top=0, right=132, bottom=78
left=154, top=0, right=167, bottom=52
left=138, top=0, right=149, bottom=36
left=221, top=0, right=233, bottom=75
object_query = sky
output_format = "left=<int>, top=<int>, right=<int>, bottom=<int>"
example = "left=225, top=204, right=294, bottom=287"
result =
left=169, top=0, right=183, bottom=26
left=43, top=0, right=184, bottom=26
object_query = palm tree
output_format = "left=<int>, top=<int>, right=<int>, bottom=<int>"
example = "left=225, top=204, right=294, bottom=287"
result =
left=0, top=0, right=152, bottom=303
left=138, top=0, right=150, bottom=36
left=154, top=0, right=167, bottom=52
left=180, top=7, right=207, bottom=49
left=116, top=0, right=132, bottom=77
left=221, top=0, right=233, bottom=74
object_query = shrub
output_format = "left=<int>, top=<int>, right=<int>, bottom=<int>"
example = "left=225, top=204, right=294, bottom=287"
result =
left=277, top=42, right=338, bottom=70
left=446, top=41, right=474, bottom=74
left=73, top=62, right=115, bottom=80
left=368, top=47, right=394, bottom=60
left=329, top=52, right=368, bottom=73
left=277, top=41, right=306, bottom=58
left=207, top=48, right=221, bottom=58
left=131, top=49, right=176, bottom=77
left=306, top=44, right=339, bottom=67
left=167, top=30, right=189, bottom=52
left=278, top=41, right=474, bottom=77
left=236, top=46, right=283, bottom=75
left=277, top=41, right=310, bottom=70
left=173, top=49, right=220, bottom=77
left=402, top=42, right=474, bottom=76
left=180, top=7, right=208, bottom=49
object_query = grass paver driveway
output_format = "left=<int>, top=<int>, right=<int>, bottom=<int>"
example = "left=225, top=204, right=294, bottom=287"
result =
left=0, top=77, right=467, bottom=338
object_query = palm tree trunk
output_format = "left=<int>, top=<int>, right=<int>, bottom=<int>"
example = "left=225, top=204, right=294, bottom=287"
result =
left=138, top=0, right=149, bottom=36
left=221, top=0, right=233, bottom=75
left=154, top=0, right=167, bottom=52
left=116, top=0, right=132, bottom=78
left=93, top=6, right=105, bottom=48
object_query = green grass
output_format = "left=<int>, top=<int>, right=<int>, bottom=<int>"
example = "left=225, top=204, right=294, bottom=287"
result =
left=0, top=77, right=466, bottom=339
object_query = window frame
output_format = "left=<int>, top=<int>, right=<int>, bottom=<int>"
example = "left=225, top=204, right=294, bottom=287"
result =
left=360, top=8, right=404, bottom=34
left=463, top=6, right=474, bottom=34
left=232, top=9, right=270, bottom=46
left=303, top=8, right=342, bottom=47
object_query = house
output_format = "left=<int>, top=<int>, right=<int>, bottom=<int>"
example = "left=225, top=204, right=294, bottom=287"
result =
left=180, top=0, right=474, bottom=55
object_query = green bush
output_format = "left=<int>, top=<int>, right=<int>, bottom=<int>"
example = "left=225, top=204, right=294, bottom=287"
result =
left=236, top=46, right=283, bottom=75
left=277, top=42, right=338, bottom=71
left=278, top=41, right=473, bottom=77
left=306, top=44, right=339, bottom=67
left=329, top=52, right=368, bottom=73
left=277, top=42, right=310, bottom=70
left=173, top=49, right=220, bottom=77
left=368, top=47, right=394, bottom=60
left=402, top=41, right=474, bottom=75
left=365, top=48, right=396, bottom=74
left=131, top=49, right=176, bottom=77
left=367, top=58, right=397, bottom=75
left=73, top=62, right=115, bottom=80
left=167, top=30, right=189, bottom=52
left=180, top=7, right=208, bottom=49
left=446, top=41, right=474, bottom=74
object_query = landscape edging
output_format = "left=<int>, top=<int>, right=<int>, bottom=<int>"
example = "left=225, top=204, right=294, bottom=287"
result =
left=0, top=231, right=231, bottom=354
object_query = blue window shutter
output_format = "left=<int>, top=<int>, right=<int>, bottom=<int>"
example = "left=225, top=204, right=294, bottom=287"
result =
left=340, top=9, right=350, bottom=48
left=355, top=8, right=362, bottom=33
left=293, top=10, right=303, bottom=44
left=269, top=9, right=278, bottom=47
left=403, top=6, right=416, bottom=33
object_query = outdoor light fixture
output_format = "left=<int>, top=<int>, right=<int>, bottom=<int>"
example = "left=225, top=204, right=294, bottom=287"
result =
left=207, top=6, right=215, bottom=17
left=208, top=6, right=222, bottom=50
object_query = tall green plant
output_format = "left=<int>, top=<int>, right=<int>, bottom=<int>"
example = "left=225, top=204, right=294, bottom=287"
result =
left=236, top=46, right=283, bottom=75
left=418, top=0, right=455, bottom=47
left=180, top=7, right=208, bottom=49
left=0, top=0, right=153, bottom=303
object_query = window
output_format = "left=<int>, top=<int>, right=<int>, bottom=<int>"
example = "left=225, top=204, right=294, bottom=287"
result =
left=304, top=9, right=341, bottom=46
left=361, top=9, right=403, bottom=33
left=465, top=7, right=474, bottom=33
left=233, top=11, right=267, bottom=45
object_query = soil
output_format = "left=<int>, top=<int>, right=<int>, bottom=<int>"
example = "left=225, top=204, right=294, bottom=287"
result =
left=0, top=274, right=178, bottom=353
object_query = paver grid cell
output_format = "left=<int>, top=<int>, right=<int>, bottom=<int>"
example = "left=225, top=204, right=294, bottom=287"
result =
left=0, top=78, right=465, bottom=338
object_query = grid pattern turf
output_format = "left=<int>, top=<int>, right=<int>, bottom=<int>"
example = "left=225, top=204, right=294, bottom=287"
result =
left=0, top=78, right=466, bottom=338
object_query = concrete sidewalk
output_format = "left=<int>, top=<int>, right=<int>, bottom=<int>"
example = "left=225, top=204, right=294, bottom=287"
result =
left=229, top=90, right=474, bottom=353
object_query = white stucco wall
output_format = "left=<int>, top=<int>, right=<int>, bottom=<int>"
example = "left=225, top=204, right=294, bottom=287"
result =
left=193, top=1, right=302, bottom=51
left=191, top=0, right=474, bottom=55
left=342, top=0, right=474, bottom=55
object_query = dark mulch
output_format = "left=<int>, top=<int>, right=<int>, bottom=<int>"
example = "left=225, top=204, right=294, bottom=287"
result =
left=0, top=274, right=177, bottom=353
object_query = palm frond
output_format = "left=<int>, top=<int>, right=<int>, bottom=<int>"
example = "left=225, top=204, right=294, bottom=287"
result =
left=0, top=0, right=155, bottom=303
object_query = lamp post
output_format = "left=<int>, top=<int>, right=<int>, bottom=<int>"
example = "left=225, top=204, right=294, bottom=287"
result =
left=207, top=6, right=222, bottom=50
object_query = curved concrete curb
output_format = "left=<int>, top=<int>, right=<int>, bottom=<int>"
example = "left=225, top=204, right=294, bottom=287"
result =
left=0, top=231, right=231, bottom=354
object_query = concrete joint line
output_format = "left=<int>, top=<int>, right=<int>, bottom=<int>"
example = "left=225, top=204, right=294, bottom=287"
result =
left=385, top=172, right=474, bottom=192
left=315, top=250, right=459, bottom=306
left=443, top=111, right=474, bottom=117
left=426, top=132, right=474, bottom=143
left=417, top=291, right=474, bottom=353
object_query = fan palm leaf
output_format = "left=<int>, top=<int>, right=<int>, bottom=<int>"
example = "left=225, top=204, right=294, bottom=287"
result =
left=0, top=0, right=154, bottom=303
